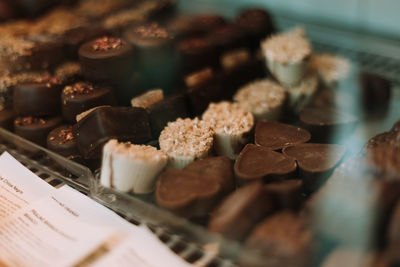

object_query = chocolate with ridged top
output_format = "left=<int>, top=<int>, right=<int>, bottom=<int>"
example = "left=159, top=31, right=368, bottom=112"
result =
left=13, top=76, right=63, bottom=116
left=73, top=106, right=151, bottom=159
left=78, top=36, right=134, bottom=83
left=47, top=125, right=79, bottom=158
left=61, top=81, right=116, bottom=123
left=14, top=116, right=63, bottom=147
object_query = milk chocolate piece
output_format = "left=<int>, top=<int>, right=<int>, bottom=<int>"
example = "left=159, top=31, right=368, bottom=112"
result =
left=208, top=182, right=274, bottom=241
left=235, top=8, right=275, bottom=51
left=13, top=77, right=63, bottom=116
left=79, top=36, right=134, bottom=83
left=241, top=211, right=312, bottom=267
left=184, top=156, right=234, bottom=195
left=235, top=144, right=297, bottom=184
left=265, top=180, right=303, bottom=210
left=73, top=106, right=151, bottom=159
left=360, top=72, right=391, bottom=118
left=299, top=106, right=358, bottom=143
left=147, top=93, right=189, bottom=138
left=46, top=125, right=79, bottom=158
left=61, top=82, right=116, bottom=123
left=14, top=116, right=63, bottom=147
left=255, top=121, right=311, bottom=151
left=283, top=143, right=346, bottom=192
left=155, top=168, right=222, bottom=218
left=0, top=106, right=15, bottom=131
left=184, top=68, right=224, bottom=115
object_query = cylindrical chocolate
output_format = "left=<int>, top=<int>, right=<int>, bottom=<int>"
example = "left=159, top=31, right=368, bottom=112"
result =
left=47, top=125, right=79, bottom=158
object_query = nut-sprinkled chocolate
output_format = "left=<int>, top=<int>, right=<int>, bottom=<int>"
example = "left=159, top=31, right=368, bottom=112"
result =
left=255, top=121, right=311, bottom=150
left=13, top=77, right=63, bottom=116
left=47, top=125, right=79, bottom=158
left=14, top=116, right=63, bottom=147
left=78, top=36, right=134, bottom=83
left=73, top=106, right=151, bottom=159
left=235, top=144, right=297, bottom=184
left=61, top=81, right=116, bottom=123
left=283, top=143, right=346, bottom=193
left=208, top=182, right=275, bottom=240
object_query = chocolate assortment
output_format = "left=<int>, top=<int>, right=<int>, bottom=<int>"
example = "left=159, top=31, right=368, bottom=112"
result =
left=1, top=1, right=400, bottom=266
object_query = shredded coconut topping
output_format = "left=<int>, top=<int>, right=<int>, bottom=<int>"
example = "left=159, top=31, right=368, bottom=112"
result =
left=131, top=89, right=164, bottom=108
left=234, top=79, right=286, bottom=116
left=308, top=53, right=351, bottom=83
left=261, top=27, right=311, bottom=64
left=202, top=101, right=254, bottom=135
left=159, top=118, right=214, bottom=158
left=104, top=139, right=167, bottom=162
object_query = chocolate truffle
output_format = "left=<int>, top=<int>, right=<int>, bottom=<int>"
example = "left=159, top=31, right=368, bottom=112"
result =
left=61, top=81, right=116, bottom=123
left=0, top=106, right=15, bottom=131
left=235, top=8, right=275, bottom=51
left=235, top=144, right=297, bottom=184
left=208, top=181, right=275, bottom=241
left=255, top=121, right=311, bottom=151
left=13, top=76, right=63, bottom=116
left=283, top=143, right=346, bottom=192
left=73, top=106, right=152, bottom=159
left=14, top=116, right=63, bottom=147
left=79, top=36, right=134, bottom=83
left=46, top=125, right=79, bottom=158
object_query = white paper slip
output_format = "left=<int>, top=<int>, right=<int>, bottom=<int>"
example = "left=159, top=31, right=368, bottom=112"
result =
left=0, top=193, right=117, bottom=267
left=89, top=225, right=192, bottom=267
left=0, top=152, right=54, bottom=220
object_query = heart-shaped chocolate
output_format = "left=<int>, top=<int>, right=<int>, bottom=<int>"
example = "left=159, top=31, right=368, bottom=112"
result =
left=255, top=121, right=311, bottom=150
left=234, top=144, right=297, bottom=183
left=155, top=156, right=234, bottom=218
left=283, top=143, right=346, bottom=192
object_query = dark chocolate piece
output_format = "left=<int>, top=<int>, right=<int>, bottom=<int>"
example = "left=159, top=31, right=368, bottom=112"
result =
left=359, top=72, right=391, bottom=118
left=283, top=143, right=346, bottom=192
left=46, top=125, right=79, bottom=158
left=61, top=81, right=116, bottom=123
left=241, top=211, right=312, bottom=267
left=208, top=182, right=274, bottom=241
left=265, top=179, right=303, bottom=210
left=299, top=106, right=358, bottom=143
left=0, top=106, right=15, bottom=131
left=78, top=36, right=134, bottom=83
left=235, top=144, right=297, bottom=184
left=73, top=106, right=151, bottom=159
left=183, top=156, right=234, bottom=195
left=207, top=24, right=247, bottom=57
left=14, top=116, right=62, bottom=147
left=191, top=14, right=227, bottom=35
left=147, top=93, right=189, bottom=138
left=166, top=16, right=198, bottom=40
left=155, top=168, right=222, bottom=218
left=235, top=8, right=275, bottom=51
left=184, top=68, right=224, bottom=115
left=13, top=77, right=63, bottom=116
left=255, top=121, right=311, bottom=150
left=177, top=37, right=218, bottom=74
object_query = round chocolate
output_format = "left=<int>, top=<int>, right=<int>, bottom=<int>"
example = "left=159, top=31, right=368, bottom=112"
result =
left=255, top=121, right=311, bottom=150
left=234, top=144, right=297, bottom=183
left=14, top=116, right=63, bottom=147
left=47, top=125, right=79, bottom=158
left=78, top=36, right=134, bottom=83
left=0, top=106, right=15, bottom=131
left=13, top=77, right=63, bottom=116
left=61, top=81, right=116, bottom=123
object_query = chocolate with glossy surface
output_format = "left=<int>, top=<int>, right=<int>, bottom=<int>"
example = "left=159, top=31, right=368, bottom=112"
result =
left=255, top=121, right=311, bottom=150
left=61, top=81, right=116, bottom=123
left=73, top=106, right=151, bottom=159
left=235, top=144, right=297, bottom=184
left=14, top=116, right=63, bottom=147
left=208, top=182, right=274, bottom=240
left=46, top=125, right=79, bottom=158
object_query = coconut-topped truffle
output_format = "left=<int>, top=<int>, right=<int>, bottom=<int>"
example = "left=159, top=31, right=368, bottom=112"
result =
left=234, top=79, right=286, bottom=120
left=203, top=101, right=254, bottom=159
left=261, top=27, right=311, bottom=87
left=100, top=139, right=168, bottom=194
left=287, top=73, right=319, bottom=111
left=159, top=117, right=214, bottom=169
left=308, top=53, right=351, bottom=84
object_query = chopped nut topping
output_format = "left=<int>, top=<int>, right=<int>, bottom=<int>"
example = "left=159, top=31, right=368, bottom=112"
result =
left=15, top=117, right=46, bottom=126
left=92, top=36, right=125, bottom=51
left=58, top=127, right=75, bottom=143
left=134, top=23, right=170, bottom=39
left=63, top=82, right=94, bottom=96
